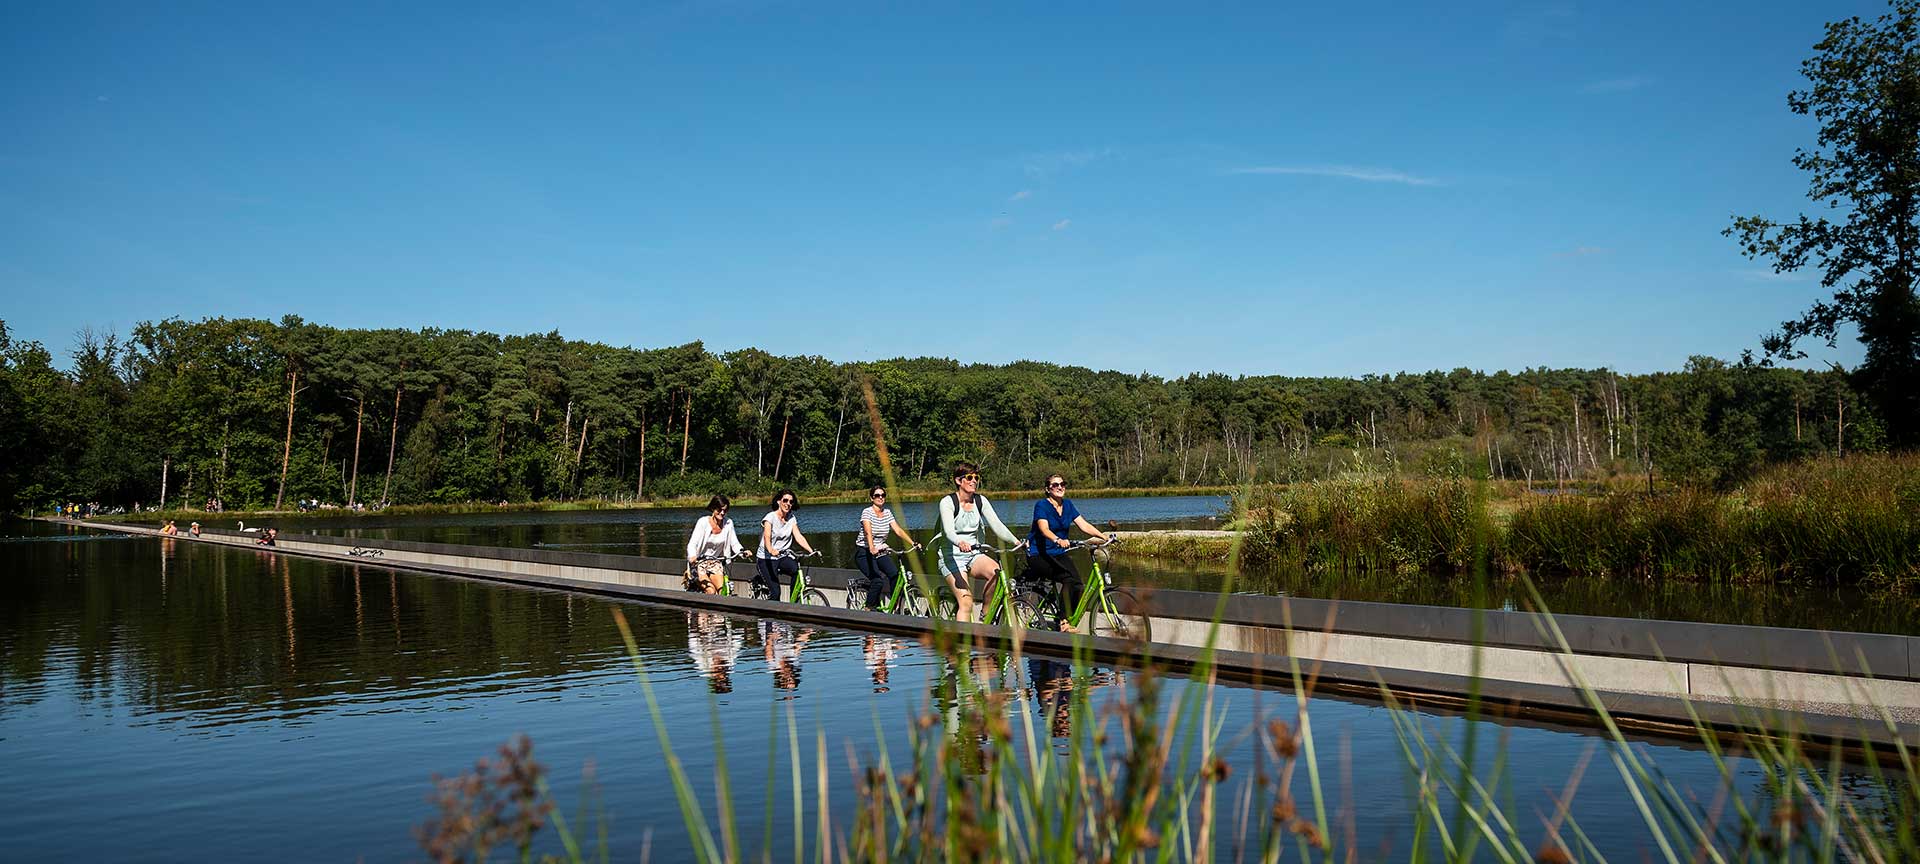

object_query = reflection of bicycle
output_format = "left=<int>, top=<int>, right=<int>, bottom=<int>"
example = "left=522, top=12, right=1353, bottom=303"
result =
left=934, top=544, right=1038, bottom=627
left=850, top=544, right=926, bottom=615
left=754, top=550, right=830, bottom=607
left=1019, top=537, right=1151, bottom=641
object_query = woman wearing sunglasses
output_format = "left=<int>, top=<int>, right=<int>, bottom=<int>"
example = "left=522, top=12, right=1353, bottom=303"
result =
left=685, top=494, right=743, bottom=593
left=937, top=461, right=1018, bottom=622
left=855, top=485, right=919, bottom=609
left=1027, top=474, right=1113, bottom=629
left=755, top=489, right=817, bottom=599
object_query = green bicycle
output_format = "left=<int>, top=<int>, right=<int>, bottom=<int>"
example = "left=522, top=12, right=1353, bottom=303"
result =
left=933, top=543, right=1040, bottom=628
left=853, top=543, right=927, bottom=615
left=752, top=550, right=831, bottom=607
left=1017, top=536, right=1151, bottom=642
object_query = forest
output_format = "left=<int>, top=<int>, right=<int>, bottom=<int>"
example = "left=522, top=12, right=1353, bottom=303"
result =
left=0, top=315, right=1884, bottom=513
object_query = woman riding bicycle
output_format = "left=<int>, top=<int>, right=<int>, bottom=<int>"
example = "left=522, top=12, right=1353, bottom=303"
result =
left=1026, top=473, right=1113, bottom=629
left=937, top=461, right=1018, bottom=622
left=755, top=489, right=817, bottom=599
left=685, top=495, right=744, bottom=594
left=854, top=484, right=918, bottom=609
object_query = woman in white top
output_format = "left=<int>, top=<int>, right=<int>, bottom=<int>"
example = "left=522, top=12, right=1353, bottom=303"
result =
left=685, top=495, right=744, bottom=594
left=937, top=461, right=1018, bottom=622
left=754, top=489, right=817, bottom=599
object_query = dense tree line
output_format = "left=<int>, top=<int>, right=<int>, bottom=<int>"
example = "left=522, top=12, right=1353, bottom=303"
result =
left=0, top=316, right=1885, bottom=513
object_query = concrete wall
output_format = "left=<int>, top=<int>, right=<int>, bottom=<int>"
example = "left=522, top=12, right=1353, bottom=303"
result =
left=66, top=519, right=1920, bottom=740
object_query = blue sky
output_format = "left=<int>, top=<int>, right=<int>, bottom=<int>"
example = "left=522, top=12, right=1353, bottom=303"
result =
left=0, top=0, right=1881, bottom=376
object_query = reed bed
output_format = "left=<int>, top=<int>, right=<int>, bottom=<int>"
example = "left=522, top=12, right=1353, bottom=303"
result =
left=1221, top=454, right=1920, bottom=587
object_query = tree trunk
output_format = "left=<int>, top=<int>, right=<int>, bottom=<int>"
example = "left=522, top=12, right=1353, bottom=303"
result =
left=636, top=410, right=648, bottom=499
left=275, top=369, right=298, bottom=510
left=773, top=412, right=790, bottom=480
left=159, top=456, right=169, bottom=510
left=574, top=416, right=590, bottom=496
left=349, top=398, right=364, bottom=505
left=383, top=385, right=402, bottom=504
left=1837, top=396, right=1847, bottom=457
left=679, top=393, right=692, bottom=476
left=218, top=419, right=230, bottom=501
left=827, top=401, right=846, bottom=488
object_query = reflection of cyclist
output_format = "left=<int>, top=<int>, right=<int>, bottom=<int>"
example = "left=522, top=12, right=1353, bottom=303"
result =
left=685, top=495, right=744, bottom=593
left=687, top=611, right=742, bottom=694
left=755, top=490, right=817, bottom=599
left=761, top=619, right=810, bottom=691
left=937, top=462, right=1018, bottom=622
left=854, top=485, right=918, bottom=609
left=863, top=635, right=896, bottom=693
left=1025, top=474, right=1112, bottom=628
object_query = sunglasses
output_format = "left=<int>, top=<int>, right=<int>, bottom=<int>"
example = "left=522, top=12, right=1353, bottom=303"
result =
left=1047, top=482, right=1065, bottom=489
left=779, top=497, right=796, bottom=505
left=959, top=473, right=981, bottom=483
left=871, top=492, right=886, bottom=499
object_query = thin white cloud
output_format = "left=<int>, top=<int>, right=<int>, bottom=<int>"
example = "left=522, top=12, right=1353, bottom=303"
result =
left=1581, top=75, right=1654, bottom=94
left=1009, top=189, right=1032, bottom=202
left=1051, top=218, right=1071, bottom=231
left=1232, top=165, right=1443, bottom=187
left=1020, top=148, right=1112, bottom=179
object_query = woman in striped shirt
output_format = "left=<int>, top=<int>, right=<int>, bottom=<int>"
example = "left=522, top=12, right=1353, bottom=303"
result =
left=854, top=485, right=918, bottom=609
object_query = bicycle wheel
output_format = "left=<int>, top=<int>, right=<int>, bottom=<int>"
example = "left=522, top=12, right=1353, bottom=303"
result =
left=1091, top=589, right=1151, bottom=642
left=800, top=587, right=831, bottom=607
left=1011, top=594, right=1050, bottom=630
left=750, top=581, right=776, bottom=601
left=932, top=586, right=959, bottom=620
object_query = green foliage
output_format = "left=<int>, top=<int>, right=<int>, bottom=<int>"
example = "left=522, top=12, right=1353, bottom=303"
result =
left=0, top=315, right=1888, bottom=514
left=1727, top=0, right=1920, bottom=446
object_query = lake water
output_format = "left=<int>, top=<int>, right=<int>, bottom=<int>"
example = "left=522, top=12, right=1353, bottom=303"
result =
left=256, top=494, right=1919, bottom=635
left=0, top=518, right=1905, bottom=860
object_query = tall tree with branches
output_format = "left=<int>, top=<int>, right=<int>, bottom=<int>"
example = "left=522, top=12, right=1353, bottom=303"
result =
left=1728, top=0, right=1920, bottom=445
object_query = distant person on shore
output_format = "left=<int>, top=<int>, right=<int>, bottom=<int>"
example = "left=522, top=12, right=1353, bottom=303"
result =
left=854, top=485, right=918, bottom=610
left=937, top=461, right=1019, bottom=622
left=684, top=495, right=743, bottom=594
left=755, top=490, right=817, bottom=599
left=1025, top=473, right=1113, bottom=630
left=161, top=520, right=178, bottom=536
left=255, top=528, right=277, bottom=547
left=189, top=522, right=202, bottom=537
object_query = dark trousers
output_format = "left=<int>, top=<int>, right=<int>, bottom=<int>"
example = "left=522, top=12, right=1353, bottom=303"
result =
left=754, top=555, right=799, bottom=597
left=1027, top=552, right=1083, bottom=617
left=853, top=547, right=900, bottom=608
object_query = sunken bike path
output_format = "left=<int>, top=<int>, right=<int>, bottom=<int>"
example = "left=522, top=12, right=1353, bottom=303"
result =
left=54, top=518, right=1920, bottom=752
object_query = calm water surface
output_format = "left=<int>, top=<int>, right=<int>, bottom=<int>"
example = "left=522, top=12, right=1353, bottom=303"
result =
left=258, top=495, right=1919, bottom=634
left=0, top=519, right=1904, bottom=860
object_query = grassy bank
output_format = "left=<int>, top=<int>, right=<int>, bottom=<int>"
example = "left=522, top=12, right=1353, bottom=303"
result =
left=1130, top=454, right=1920, bottom=588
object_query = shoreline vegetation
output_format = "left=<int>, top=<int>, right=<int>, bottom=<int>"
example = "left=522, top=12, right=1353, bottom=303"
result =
left=74, top=483, right=1241, bottom=523
left=1125, top=453, right=1920, bottom=590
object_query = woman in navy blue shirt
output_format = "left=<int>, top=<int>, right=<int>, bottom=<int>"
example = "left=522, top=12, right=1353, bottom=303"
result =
left=1026, top=473, right=1113, bottom=629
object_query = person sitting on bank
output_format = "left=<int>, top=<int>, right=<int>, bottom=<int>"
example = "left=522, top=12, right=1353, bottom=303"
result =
left=684, top=495, right=743, bottom=594
left=161, top=520, right=178, bottom=536
left=255, top=528, right=277, bottom=547
left=188, top=522, right=202, bottom=537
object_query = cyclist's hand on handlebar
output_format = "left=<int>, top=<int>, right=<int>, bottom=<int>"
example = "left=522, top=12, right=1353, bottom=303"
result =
left=1054, top=537, right=1072, bottom=549
left=958, top=541, right=973, bottom=553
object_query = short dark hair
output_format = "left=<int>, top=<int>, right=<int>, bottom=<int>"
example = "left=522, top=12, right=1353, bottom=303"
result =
left=1045, top=474, right=1066, bottom=490
left=706, top=494, right=731, bottom=514
left=870, top=485, right=887, bottom=497
left=772, top=489, right=798, bottom=508
left=951, top=461, right=979, bottom=480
